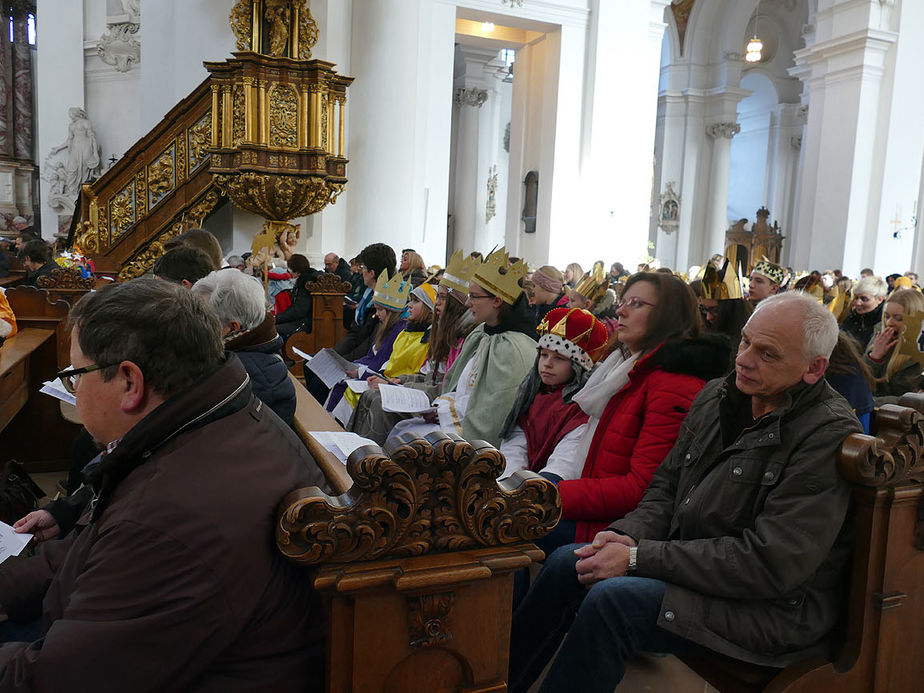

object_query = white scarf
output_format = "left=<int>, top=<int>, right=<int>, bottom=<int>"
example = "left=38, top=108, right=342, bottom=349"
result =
left=571, top=348, right=641, bottom=469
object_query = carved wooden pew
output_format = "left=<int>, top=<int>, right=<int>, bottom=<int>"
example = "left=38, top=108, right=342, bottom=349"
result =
left=35, top=266, right=97, bottom=307
left=681, top=395, right=924, bottom=692
left=0, top=286, right=82, bottom=468
left=285, top=273, right=351, bottom=377
left=277, top=431, right=560, bottom=692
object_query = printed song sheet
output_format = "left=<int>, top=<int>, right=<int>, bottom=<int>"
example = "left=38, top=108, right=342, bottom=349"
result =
left=306, top=348, right=356, bottom=388
left=40, top=378, right=77, bottom=406
left=310, top=431, right=378, bottom=464
left=379, top=384, right=433, bottom=413
left=0, top=521, right=32, bottom=562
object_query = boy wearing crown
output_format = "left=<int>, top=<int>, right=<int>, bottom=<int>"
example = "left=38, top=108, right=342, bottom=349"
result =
left=498, top=308, right=608, bottom=482
left=387, top=248, right=537, bottom=447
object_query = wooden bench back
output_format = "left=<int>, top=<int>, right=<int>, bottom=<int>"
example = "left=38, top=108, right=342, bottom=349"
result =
left=35, top=266, right=96, bottom=307
left=5, top=285, right=73, bottom=368
left=277, top=431, right=560, bottom=692
left=284, top=273, right=351, bottom=373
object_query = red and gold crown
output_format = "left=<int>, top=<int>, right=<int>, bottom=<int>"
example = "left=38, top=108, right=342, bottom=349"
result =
left=472, top=247, right=527, bottom=304
left=537, top=307, right=609, bottom=371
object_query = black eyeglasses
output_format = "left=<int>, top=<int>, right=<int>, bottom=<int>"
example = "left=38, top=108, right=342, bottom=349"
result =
left=56, top=363, right=117, bottom=395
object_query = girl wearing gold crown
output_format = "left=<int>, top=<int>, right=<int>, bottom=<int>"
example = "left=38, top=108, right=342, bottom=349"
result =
left=387, top=248, right=538, bottom=447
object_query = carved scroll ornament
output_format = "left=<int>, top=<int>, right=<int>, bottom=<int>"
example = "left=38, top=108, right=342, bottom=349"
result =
left=36, top=267, right=95, bottom=290
left=838, top=395, right=924, bottom=488
left=305, top=272, right=352, bottom=294
left=276, top=432, right=562, bottom=565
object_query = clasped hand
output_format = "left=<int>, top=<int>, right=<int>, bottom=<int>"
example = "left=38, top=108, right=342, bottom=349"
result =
left=574, top=531, right=636, bottom=586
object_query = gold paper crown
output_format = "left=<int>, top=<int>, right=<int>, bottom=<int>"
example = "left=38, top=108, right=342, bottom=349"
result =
left=373, top=270, right=411, bottom=311
left=572, top=264, right=608, bottom=304
left=700, top=257, right=743, bottom=300
left=472, top=247, right=527, bottom=304
left=440, top=250, right=481, bottom=295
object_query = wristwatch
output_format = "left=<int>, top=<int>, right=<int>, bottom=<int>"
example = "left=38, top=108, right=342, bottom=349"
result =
left=627, top=546, right=638, bottom=574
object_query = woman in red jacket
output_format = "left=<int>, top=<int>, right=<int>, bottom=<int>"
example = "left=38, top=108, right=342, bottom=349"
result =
left=551, top=272, right=729, bottom=549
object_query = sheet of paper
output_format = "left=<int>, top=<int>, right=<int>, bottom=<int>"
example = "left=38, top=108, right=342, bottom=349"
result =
left=40, top=379, right=77, bottom=406
left=330, top=397, right=354, bottom=426
left=0, top=520, right=32, bottom=562
left=306, top=348, right=353, bottom=388
left=292, top=347, right=313, bottom=362
left=346, top=379, right=370, bottom=394
left=310, top=431, right=377, bottom=464
left=379, top=383, right=433, bottom=413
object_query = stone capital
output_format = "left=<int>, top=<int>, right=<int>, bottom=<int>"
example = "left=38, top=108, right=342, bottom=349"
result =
left=706, top=122, right=740, bottom=139
left=454, top=87, right=488, bottom=109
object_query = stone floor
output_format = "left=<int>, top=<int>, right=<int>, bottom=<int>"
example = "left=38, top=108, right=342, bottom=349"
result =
left=527, top=653, right=713, bottom=693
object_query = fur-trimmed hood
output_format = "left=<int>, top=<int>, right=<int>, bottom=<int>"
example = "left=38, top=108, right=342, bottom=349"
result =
left=645, top=334, right=732, bottom=382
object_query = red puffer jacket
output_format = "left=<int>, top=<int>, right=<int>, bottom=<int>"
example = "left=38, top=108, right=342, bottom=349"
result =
left=558, top=337, right=730, bottom=542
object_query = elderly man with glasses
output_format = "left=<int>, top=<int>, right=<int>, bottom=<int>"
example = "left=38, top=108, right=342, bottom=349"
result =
left=0, top=278, right=328, bottom=691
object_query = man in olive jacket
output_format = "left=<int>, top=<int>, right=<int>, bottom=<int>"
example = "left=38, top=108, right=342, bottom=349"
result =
left=0, top=279, right=329, bottom=692
left=509, top=292, right=863, bottom=693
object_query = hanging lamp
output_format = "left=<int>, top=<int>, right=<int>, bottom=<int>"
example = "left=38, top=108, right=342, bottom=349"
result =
left=746, top=1, right=763, bottom=63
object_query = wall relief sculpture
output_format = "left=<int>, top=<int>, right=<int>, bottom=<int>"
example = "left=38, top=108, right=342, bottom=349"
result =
left=98, top=0, right=141, bottom=73
left=44, top=107, right=102, bottom=215
left=658, top=181, right=680, bottom=234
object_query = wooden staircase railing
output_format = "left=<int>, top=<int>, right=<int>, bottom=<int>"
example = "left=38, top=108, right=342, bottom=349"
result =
left=72, top=78, right=225, bottom=280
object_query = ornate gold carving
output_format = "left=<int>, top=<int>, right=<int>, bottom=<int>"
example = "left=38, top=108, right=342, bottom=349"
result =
left=189, top=112, right=212, bottom=171
left=73, top=221, right=99, bottom=254
left=36, top=267, right=95, bottom=290
left=320, top=92, right=329, bottom=150
left=214, top=172, right=342, bottom=221
left=671, top=0, right=696, bottom=56
left=269, top=84, right=298, bottom=149
left=408, top=593, right=454, bottom=649
left=176, top=135, right=188, bottom=183
left=110, top=181, right=136, bottom=240
left=229, top=0, right=252, bottom=51
left=117, top=188, right=224, bottom=281
left=148, top=145, right=176, bottom=208
left=231, top=85, right=245, bottom=147
left=305, top=272, right=352, bottom=294
left=298, top=3, right=319, bottom=59
left=134, top=170, right=147, bottom=219
left=276, top=432, right=561, bottom=565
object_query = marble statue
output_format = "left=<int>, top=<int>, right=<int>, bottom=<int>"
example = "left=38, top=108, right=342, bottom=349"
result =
left=44, top=108, right=102, bottom=214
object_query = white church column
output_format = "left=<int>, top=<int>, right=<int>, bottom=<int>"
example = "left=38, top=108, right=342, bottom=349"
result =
left=705, top=121, right=739, bottom=256
left=36, top=0, right=85, bottom=237
left=451, top=85, right=485, bottom=254
left=789, top=0, right=901, bottom=274
left=556, top=0, right=670, bottom=270
left=345, top=0, right=454, bottom=265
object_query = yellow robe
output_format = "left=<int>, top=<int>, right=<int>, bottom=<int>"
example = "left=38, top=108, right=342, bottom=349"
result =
left=344, top=328, right=429, bottom=408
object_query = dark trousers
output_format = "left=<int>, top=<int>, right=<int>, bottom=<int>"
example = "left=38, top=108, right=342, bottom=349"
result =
left=509, top=543, right=700, bottom=693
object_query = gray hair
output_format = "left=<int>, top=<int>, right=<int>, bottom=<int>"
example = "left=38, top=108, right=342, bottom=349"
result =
left=853, top=276, right=888, bottom=298
left=752, top=291, right=839, bottom=361
left=226, top=255, right=245, bottom=268
left=191, top=269, right=267, bottom=331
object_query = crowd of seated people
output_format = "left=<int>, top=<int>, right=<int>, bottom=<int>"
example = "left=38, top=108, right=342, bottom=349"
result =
left=4, top=222, right=924, bottom=691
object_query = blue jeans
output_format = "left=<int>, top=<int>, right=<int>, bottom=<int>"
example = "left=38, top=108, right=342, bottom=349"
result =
left=509, top=543, right=700, bottom=693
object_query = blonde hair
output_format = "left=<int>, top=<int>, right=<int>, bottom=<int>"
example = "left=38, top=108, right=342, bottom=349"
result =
left=882, top=289, right=924, bottom=380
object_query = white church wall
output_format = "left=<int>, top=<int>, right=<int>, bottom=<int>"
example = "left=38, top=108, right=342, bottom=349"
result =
left=36, top=0, right=86, bottom=237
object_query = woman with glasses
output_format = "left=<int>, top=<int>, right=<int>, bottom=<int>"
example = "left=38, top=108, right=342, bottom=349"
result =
left=387, top=251, right=538, bottom=448
left=548, top=272, right=729, bottom=553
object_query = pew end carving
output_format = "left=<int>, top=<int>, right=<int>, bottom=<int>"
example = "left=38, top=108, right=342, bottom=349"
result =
left=682, top=401, right=924, bottom=693
left=277, top=431, right=560, bottom=692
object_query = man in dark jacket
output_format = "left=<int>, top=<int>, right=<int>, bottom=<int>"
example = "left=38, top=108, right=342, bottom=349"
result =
left=191, top=269, right=297, bottom=427
left=0, top=278, right=327, bottom=691
left=20, top=239, right=58, bottom=287
left=324, top=252, right=353, bottom=284
left=509, top=292, right=863, bottom=692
